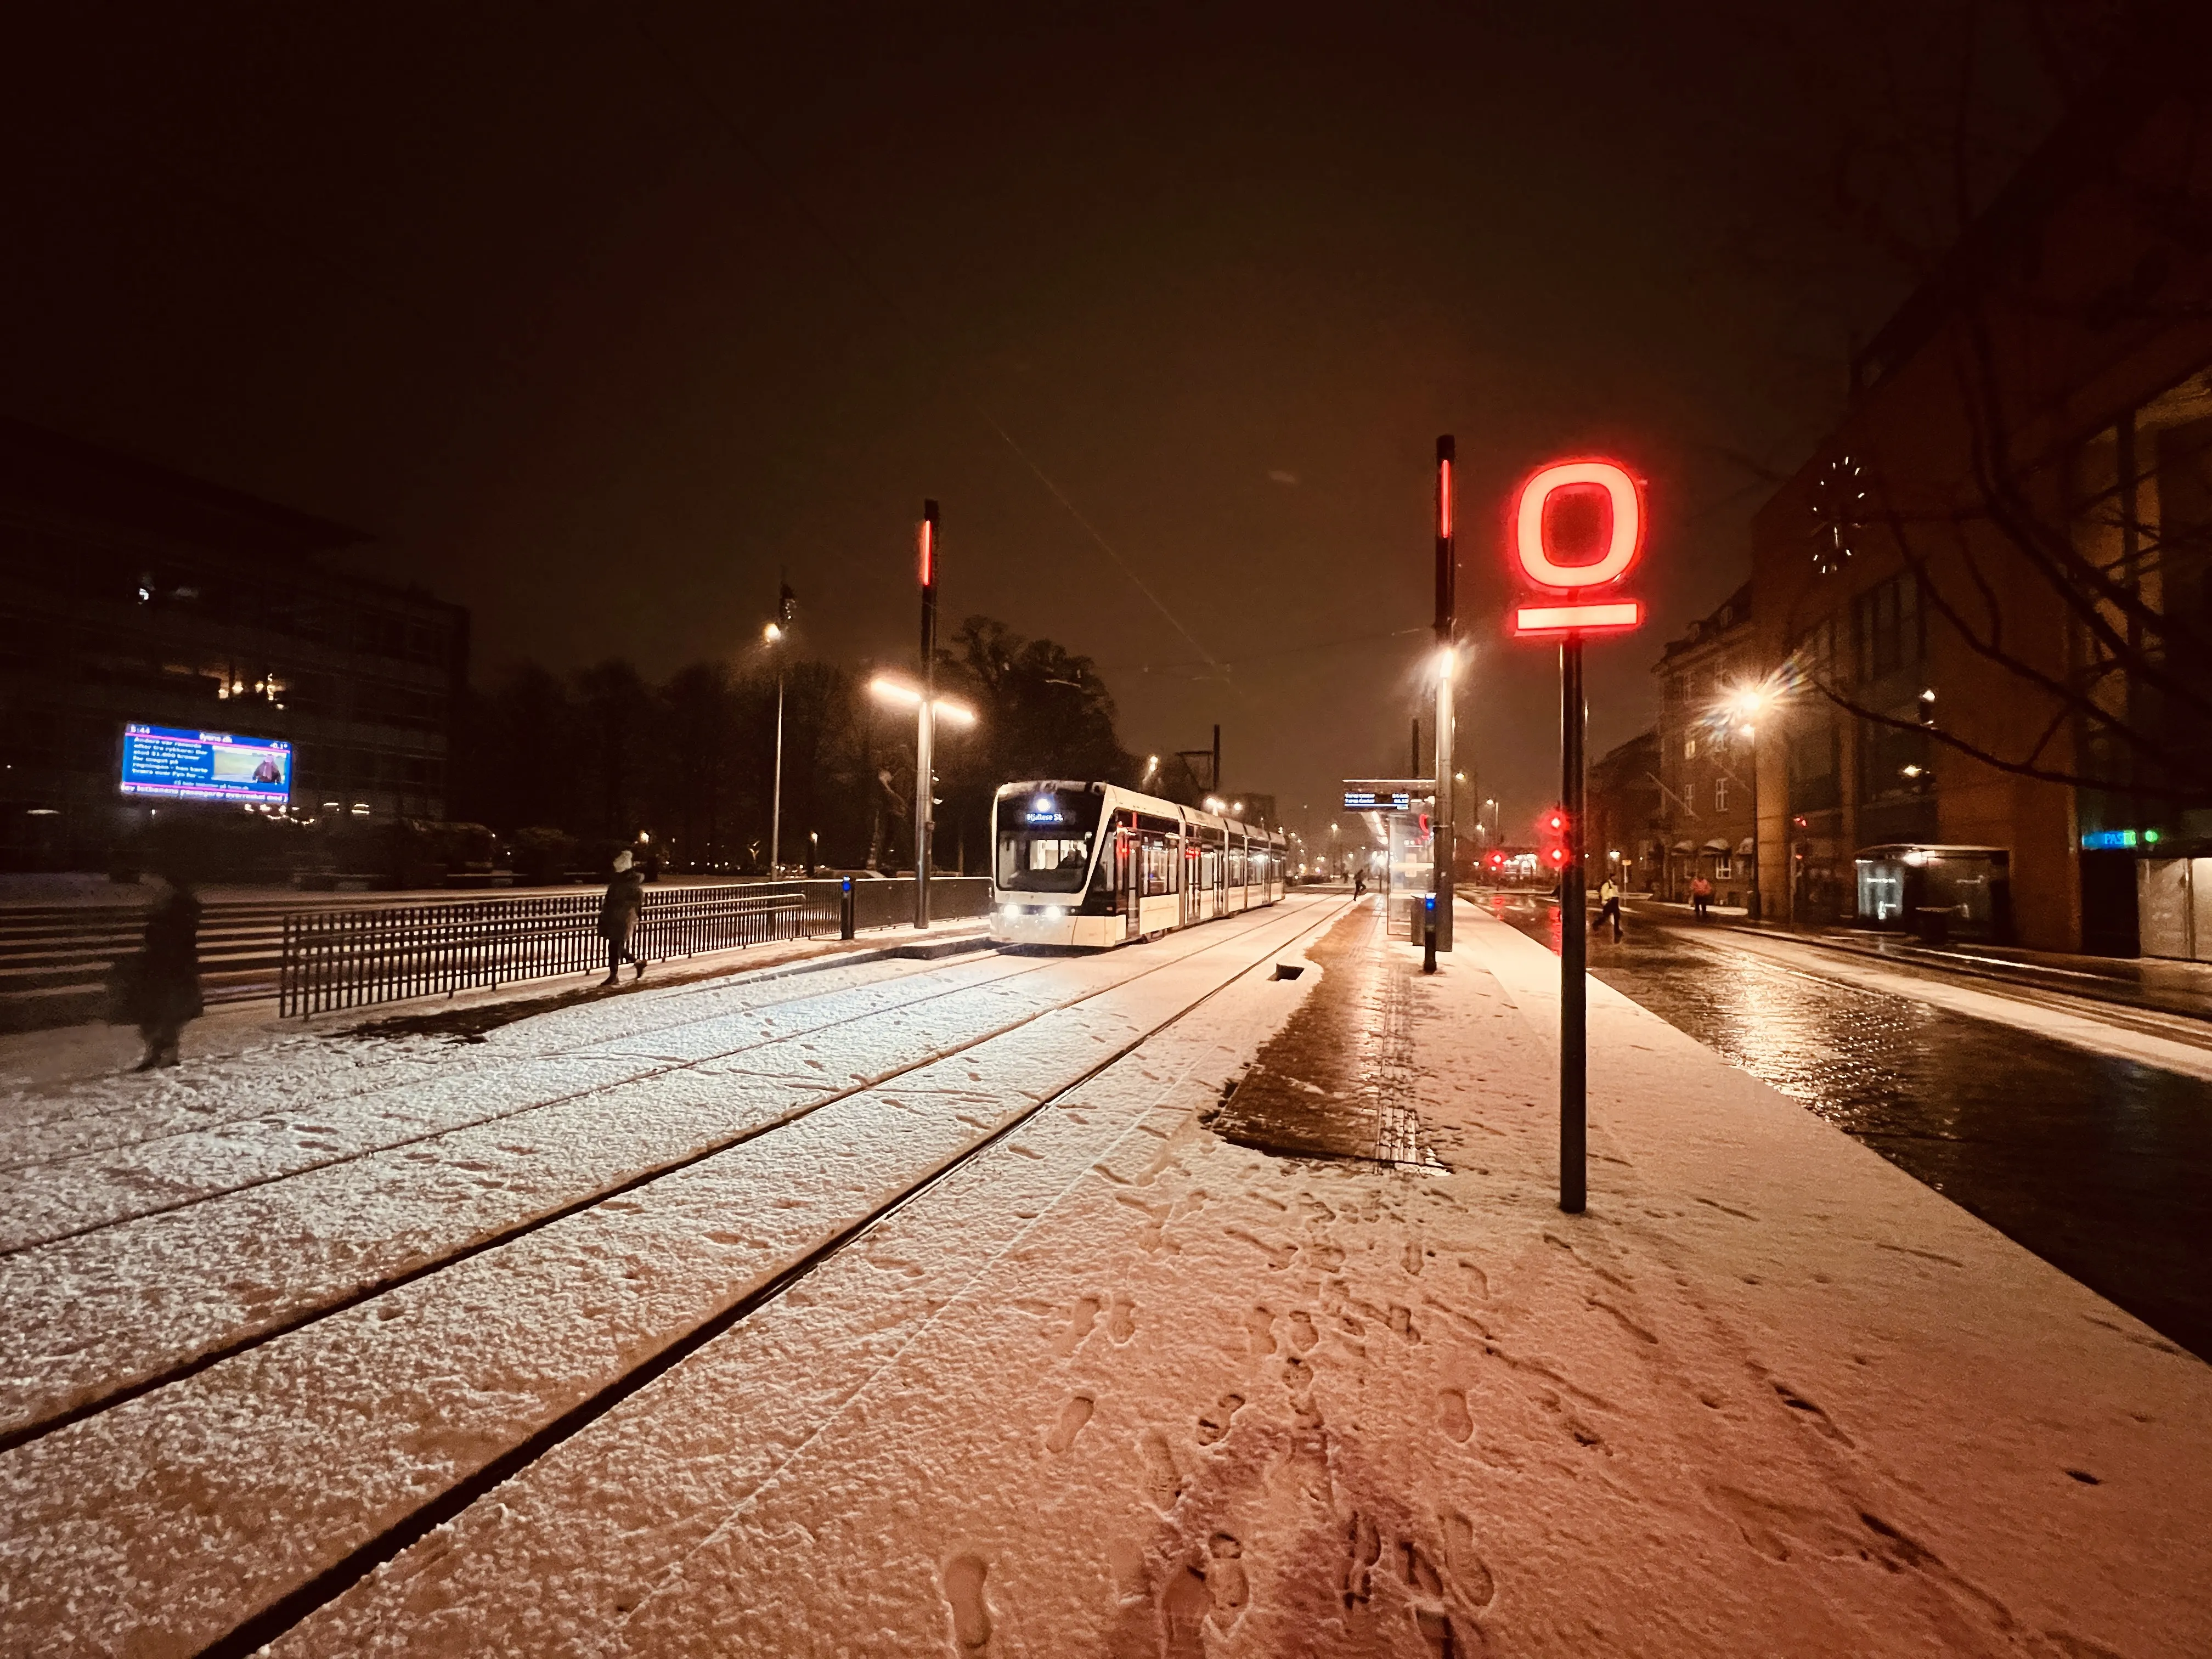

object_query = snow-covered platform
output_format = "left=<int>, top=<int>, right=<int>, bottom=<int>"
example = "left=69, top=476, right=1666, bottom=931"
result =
left=2, top=896, right=2205, bottom=1655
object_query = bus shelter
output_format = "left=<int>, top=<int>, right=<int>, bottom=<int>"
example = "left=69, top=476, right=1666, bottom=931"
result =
left=1342, top=778, right=1437, bottom=942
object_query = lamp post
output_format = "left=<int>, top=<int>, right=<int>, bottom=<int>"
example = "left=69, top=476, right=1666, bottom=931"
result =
left=1432, top=435, right=1457, bottom=952
left=763, top=600, right=793, bottom=876
left=869, top=673, right=976, bottom=926
left=1728, top=685, right=1773, bottom=924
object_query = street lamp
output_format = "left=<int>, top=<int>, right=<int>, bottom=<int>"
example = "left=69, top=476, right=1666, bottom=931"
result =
left=764, top=588, right=795, bottom=876
left=870, top=673, right=977, bottom=923
left=1143, top=754, right=1160, bottom=787
left=1725, top=684, right=1774, bottom=923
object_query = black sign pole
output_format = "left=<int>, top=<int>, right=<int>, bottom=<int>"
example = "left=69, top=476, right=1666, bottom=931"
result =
left=915, top=500, right=938, bottom=930
left=1560, top=635, right=1588, bottom=1212
left=1434, top=433, right=1455, bottom=954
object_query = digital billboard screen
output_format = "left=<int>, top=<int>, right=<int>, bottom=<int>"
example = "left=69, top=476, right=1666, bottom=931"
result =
left=120, top=724, right=291, bottom=804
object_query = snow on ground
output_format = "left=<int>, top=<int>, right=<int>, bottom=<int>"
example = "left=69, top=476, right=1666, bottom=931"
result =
left=0, top=901, right=1339, bottom=1655
left=0, top=947, right=1067, bottom=1437
left=272, top=900, right=2211, bottom=1658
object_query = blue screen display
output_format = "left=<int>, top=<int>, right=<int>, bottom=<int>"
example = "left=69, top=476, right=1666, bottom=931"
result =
left=120, top=723, right=291, bottom=804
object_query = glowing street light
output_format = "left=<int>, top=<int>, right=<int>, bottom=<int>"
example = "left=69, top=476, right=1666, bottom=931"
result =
left=868, top=675, right=975, bottom=726
left=764, top=583, right=796, bottom=874
left=1718, top=679, right=1782, bottom=924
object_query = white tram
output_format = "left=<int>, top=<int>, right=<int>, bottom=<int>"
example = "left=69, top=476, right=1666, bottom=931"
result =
left=990, top=779, right=1288, bottom=949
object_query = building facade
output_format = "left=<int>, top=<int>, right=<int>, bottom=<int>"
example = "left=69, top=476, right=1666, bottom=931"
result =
left=1587, top=728, right=1663, bottom=895
left=1747, top=37, right=2212, bottom=951
left=0, top=421, right=467, bottom=870
left=1652, top=583, right=1762, bottom=907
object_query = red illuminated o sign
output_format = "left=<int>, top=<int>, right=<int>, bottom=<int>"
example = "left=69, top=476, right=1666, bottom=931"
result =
left=1510, top=459, right=1645, bottom=635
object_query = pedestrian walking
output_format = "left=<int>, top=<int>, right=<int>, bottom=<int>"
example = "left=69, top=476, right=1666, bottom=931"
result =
left=599, top=849, right=647, bottom=986
left=1691, top=873, right=1713, bottom=921
left=1353, top=867, right=1367, bottom=899
left=1594, top=876, right=1622, bottom=942
left=116, top=864, right=202, bottom=1070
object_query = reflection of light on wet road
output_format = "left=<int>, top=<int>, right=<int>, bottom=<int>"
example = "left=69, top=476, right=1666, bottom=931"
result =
left=1491, top=894, right=2212, bottom=1358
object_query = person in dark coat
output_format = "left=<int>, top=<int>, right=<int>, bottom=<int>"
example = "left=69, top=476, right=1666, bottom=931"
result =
left=132, top=869, right=202, bottom=1070
left=599, top=849, right=646, bottom=986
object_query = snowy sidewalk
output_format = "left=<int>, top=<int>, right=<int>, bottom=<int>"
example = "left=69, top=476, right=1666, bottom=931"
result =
left=249, top=896, right=2212, bottom=1656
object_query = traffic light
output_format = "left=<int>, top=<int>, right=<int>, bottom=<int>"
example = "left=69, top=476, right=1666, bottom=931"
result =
left=1539, top=808, right=1571, bottom=870
left=1485, top=848, right=1505, bottom=874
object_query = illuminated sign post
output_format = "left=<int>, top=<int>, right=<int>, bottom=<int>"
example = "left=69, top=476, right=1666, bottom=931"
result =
left=1431, top=435, right=1457, bottom=964
left=916, top=499, right=940, bottom=929
left=1509, top=459, right=1647, bottom=1215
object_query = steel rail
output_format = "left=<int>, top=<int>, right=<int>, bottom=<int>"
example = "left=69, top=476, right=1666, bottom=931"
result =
left=194, top=894, right=1346, bottom=1659
left=3, top=900, right=1330, bottom=1455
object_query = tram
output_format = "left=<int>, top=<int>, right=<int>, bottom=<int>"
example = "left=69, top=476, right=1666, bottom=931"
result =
left=990, top=779, right=1288, bottom=949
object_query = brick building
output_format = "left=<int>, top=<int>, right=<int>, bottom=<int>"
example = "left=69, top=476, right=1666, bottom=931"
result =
left=1652, top=583, right=1762, bottom=906
left=1747, top=31, right=2212, bottom=951
left=1587, top=729, right=1662, bottom=895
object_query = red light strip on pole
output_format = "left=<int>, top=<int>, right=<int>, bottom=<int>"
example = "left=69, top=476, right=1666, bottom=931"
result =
left=1513, top=600, right=1643, bottom=634
left=1437, top=456, right=1452, bottom=540
left=918, top=516, right=934, bottom=588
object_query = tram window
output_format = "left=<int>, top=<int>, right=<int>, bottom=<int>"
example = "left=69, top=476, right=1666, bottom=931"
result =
left=996, top=832, right=1093, bottom=891
left=996, top=794, right=1104, bottom=891
left=1150, top=832, right=1186, bottom=898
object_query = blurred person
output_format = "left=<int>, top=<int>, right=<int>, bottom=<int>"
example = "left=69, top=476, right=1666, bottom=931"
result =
left=1691, top=873, right=1713, bottom=920
left=1595, top=875, right=1622, bottom=941
left=126, top=864, right=202, bottom=1070
left=600, top=849, right=647, bottom=986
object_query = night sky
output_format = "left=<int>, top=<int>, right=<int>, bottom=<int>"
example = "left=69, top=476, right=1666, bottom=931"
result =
left=0, top=3, right=2068, bottom=845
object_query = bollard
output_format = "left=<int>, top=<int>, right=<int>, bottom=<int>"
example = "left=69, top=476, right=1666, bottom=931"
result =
left=840, top=876, right=856, bottom=940
left=1421, top=891, right=1438, bottom=974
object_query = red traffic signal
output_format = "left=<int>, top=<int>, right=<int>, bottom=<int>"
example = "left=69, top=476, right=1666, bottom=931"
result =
left=1538, top=807, right=1572, bottom=869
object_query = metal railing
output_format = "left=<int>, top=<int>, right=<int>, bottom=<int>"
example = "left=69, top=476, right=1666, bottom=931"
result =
left=278, top=874, right=995, bottom=1018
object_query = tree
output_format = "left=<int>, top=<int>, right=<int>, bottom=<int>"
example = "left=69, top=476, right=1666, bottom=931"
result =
left=939, top=617, right=1140, bottom=869
left=1771, top=5, right=2212, bottom=811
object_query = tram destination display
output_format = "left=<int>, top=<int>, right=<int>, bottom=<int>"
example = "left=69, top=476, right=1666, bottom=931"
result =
left=120, top=723, right=292, bottom=804
left=1341, top=779, right=1433, bottom=812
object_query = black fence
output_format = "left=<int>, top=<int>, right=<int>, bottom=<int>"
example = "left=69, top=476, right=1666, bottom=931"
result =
left=278, top=875, right=994, bottom=1018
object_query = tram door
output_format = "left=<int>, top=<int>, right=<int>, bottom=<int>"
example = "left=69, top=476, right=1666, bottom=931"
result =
left=1182, top=831, right=1199, bottom=928
left=1114, top=817, right=1139, bottom=941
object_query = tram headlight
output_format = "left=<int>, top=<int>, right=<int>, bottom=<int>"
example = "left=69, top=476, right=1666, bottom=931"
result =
left=1000, top=904, right=1019, bottom=920
left=1045, top=905, right=1064, bottom=920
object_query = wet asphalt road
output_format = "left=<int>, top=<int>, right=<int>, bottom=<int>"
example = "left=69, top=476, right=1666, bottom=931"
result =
left=1488, top=892, right=2212, bottom=1361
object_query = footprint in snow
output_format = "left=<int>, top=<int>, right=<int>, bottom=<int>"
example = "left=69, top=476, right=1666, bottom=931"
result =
left=1440, top=1510, right=1497, bottom=1609
left=940, top=1553, right=993, bottom=1651
left=1436, top=1389, right=1473, bottom=1443
left=1045, top=1393, right=1094, bottom=1455
left=1194, top=1393, right=1245, bottom=1446
left=1341, top=1511, right=1383, bottom=1606
left=1206, top=1533, right=1250, bottom=1627
left=1286, top=1311, right=1319, bottom=1353
left=1139, top=1429, right=1184, bottom=1513
left=1052, top=1295, right=1102, bottom=1357
left=1106, top=1293, right=1137, bottom=1344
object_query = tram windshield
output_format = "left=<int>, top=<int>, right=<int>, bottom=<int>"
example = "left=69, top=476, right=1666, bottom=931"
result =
left=996, top=791, right=1105, bottom=892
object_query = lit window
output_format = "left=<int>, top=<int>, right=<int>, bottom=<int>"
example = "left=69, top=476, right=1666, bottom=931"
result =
left=1685, top=737, right=1697, bottom=760
left=1716, top=777, right=1730, bottom=811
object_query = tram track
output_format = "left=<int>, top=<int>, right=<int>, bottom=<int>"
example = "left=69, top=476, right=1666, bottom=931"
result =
left=0, top=899, right=1342, bottom=1455
left=0, top=945, right=1042, bottom=1191
left=187, top=892, right=1347, bottom=1659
